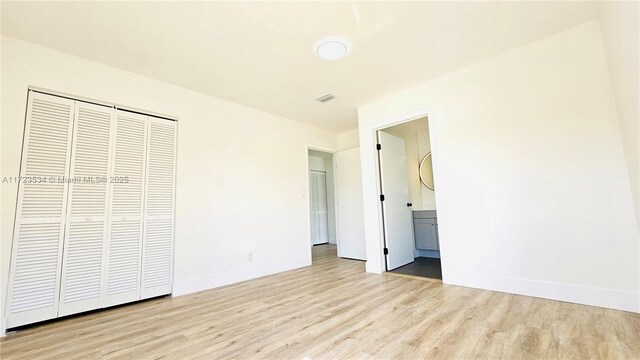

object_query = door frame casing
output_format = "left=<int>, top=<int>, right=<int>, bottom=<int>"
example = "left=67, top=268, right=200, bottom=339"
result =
left=304, top=144, right=338, bottom=261
left=359, top=107, right=445, bottom=276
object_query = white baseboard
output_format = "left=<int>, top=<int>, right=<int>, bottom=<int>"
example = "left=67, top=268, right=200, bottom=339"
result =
left=444, top=270, right=640, bottom=313
left=173, top=256, right=311, bottom=297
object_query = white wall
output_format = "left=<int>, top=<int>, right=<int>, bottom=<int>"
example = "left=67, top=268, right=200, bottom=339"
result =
left=308, top=156, right=327, bottom=172
left=416, top=126, right=437, bottom=209
left=358, top=21, right=639, bottom=312
left=599, top=1, right=640, bottom=230
left=308, top=154, right=337, bottom=244
left=0, top=36, right=338, bottom=331
left=338, top=129, right=359, bottom=150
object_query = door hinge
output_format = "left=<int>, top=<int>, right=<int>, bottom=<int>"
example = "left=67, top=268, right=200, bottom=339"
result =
left=380, top=194, right=385, bottom=201
left=383, top=247, right=389, bottom=255
left=376, top=144, right=381, bottom=150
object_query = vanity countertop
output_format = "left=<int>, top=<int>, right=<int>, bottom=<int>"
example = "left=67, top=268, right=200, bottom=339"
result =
left=412, top=209, right=437, bottom=219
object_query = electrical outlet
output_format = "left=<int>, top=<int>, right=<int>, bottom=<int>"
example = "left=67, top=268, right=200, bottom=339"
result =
left=248, top=252, right=253, bottom=262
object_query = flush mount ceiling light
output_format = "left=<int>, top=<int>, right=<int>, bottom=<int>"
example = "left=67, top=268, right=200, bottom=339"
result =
left=315, top=37, right=351, bottom=61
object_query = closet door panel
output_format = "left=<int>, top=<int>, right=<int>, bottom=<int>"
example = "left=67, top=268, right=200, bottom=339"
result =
left=58, top=102, right=114, bottom=316
left=141, top=117, right=176, bottom=299
left=103, top=111, right=148, bottom=307
left=309, top=171, right=328, bottom=245
left=317, top=172, right=329, bottom=244
left=309, top=172, right=319, bottom=245
left=6, top=92, right=75, bottom=328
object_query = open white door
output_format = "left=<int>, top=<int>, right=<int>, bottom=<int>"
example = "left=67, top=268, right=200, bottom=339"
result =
left=335, top=147, right=366, bottom=260
left=378, top=131, right=415, bottom=270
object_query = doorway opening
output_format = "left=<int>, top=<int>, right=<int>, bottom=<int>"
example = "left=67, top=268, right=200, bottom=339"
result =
left=376, top=116, right=442, bottom=280
left=308, top=149, right=338, bottom=260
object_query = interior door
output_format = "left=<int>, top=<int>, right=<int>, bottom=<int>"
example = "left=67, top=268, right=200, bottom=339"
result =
left=378, top=131, right=415, bottom=270
left=335, top=147, right=366, bottom=260
left=309, top=170, right=329, bottom=245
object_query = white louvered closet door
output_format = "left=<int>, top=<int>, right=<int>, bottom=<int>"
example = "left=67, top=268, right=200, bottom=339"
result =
left=316, top=172, right=329, bottom=243
left=5, top=92, right=76, bottom=328
left=309, top=172, right=319, bottom=244
left=103, top=110, right=148, bottom=307
left=141, top=116, right=177, bottom=299
left=58, top=102, right=114, bottom=316
left=309, top=171, right=328, bottom=245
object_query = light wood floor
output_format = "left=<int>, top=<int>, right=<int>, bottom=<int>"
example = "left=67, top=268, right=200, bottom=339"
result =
left=1, top=244, right=638, bottom=359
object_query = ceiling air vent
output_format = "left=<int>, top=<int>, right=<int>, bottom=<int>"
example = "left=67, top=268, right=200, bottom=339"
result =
left=315, top=94, right=335, bottom=103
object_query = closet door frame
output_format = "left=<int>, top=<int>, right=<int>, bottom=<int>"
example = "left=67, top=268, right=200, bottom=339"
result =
left=5, top=92, right=76, bottom=328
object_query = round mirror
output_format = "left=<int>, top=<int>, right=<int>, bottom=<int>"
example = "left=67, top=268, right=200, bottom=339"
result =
left=419, top=152, right=435, bottom=190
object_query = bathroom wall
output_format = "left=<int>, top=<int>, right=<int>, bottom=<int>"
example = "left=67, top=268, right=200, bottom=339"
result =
left=416, top=124, right=437, bottom=210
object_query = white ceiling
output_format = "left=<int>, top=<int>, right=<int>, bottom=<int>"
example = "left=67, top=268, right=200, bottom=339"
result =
left=1, top=1, right=601, bottom=132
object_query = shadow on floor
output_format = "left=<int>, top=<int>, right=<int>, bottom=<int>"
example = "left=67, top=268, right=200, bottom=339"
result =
left=390, top=257, right=442, bottom=280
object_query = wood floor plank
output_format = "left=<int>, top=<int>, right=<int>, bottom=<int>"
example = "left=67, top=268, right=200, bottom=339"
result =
left=1, top=244, right=638, bottom=359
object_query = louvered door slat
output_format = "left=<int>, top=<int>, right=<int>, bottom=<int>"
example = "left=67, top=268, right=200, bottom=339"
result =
left=141, top=117, right=176, bottom=299
left=58, top=102, right=114, bottom=316
left=317, top=172, right=329, bottom=243
left=309, top=171, right=329, bottom=245
left=103, top=110, right=148, bottom=307
left=6, top=92, right=75, bottom=328
left=309, top=172, right=319, bottom=244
